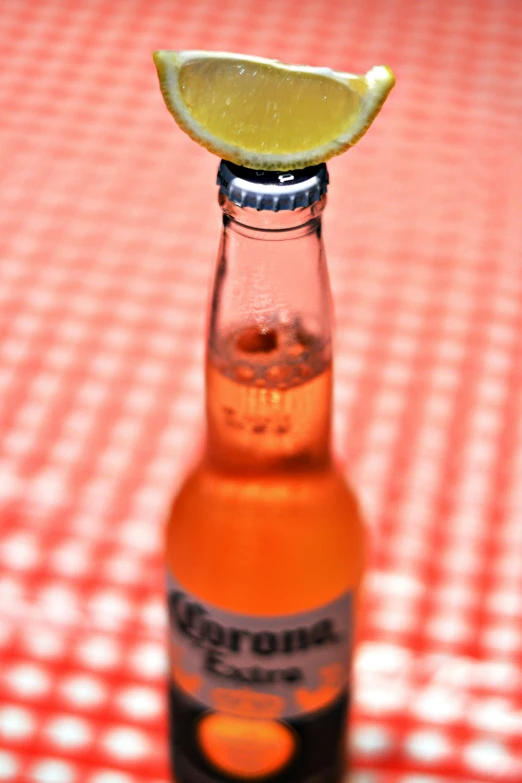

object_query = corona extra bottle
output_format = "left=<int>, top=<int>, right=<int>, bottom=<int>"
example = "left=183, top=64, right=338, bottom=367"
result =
left=166, top=161, right=365, bottom=783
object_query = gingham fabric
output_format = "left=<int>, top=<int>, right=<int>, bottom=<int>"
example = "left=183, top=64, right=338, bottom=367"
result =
left=1, top=1, right=522, bottom=781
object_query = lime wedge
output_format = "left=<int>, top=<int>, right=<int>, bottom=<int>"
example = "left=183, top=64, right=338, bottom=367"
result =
left=153, top=50, right=395, bottom=170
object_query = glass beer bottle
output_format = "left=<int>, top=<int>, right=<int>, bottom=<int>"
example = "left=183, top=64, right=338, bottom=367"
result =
left=166, top=161, right=365, bottom=783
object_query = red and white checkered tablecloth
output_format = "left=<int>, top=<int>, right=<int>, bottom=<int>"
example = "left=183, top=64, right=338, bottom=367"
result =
left=1, top=0, right=522, bottom=781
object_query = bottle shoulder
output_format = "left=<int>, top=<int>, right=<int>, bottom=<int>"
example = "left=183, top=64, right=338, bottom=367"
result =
left=170, top=462, right=362, bottom=517
left=165, top=463, right=366, bottom=616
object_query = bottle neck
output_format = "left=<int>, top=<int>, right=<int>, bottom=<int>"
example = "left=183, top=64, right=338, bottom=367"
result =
left=204, top=196, right=333, bottom=474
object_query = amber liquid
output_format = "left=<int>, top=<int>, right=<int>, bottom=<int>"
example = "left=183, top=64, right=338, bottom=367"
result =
left=167, top=321, right=364, bottom=616
left=206, top=321, right=332, bottom=472
left=166, top=323, right=364, bottom=783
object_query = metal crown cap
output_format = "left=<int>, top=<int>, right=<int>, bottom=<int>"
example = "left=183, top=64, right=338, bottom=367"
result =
left=217, top=160, right=328, bottom=212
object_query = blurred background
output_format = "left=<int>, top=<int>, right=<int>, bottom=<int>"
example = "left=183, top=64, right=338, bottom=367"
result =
left=1, top=0, right=522, bottom=781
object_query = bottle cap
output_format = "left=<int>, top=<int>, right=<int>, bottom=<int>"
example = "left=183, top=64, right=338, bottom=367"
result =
left=217, top=160, right=328, bottom=212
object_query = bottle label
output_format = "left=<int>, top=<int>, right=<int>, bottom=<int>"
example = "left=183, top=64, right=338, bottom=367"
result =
left=167, top=571, right=353, bottom=783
